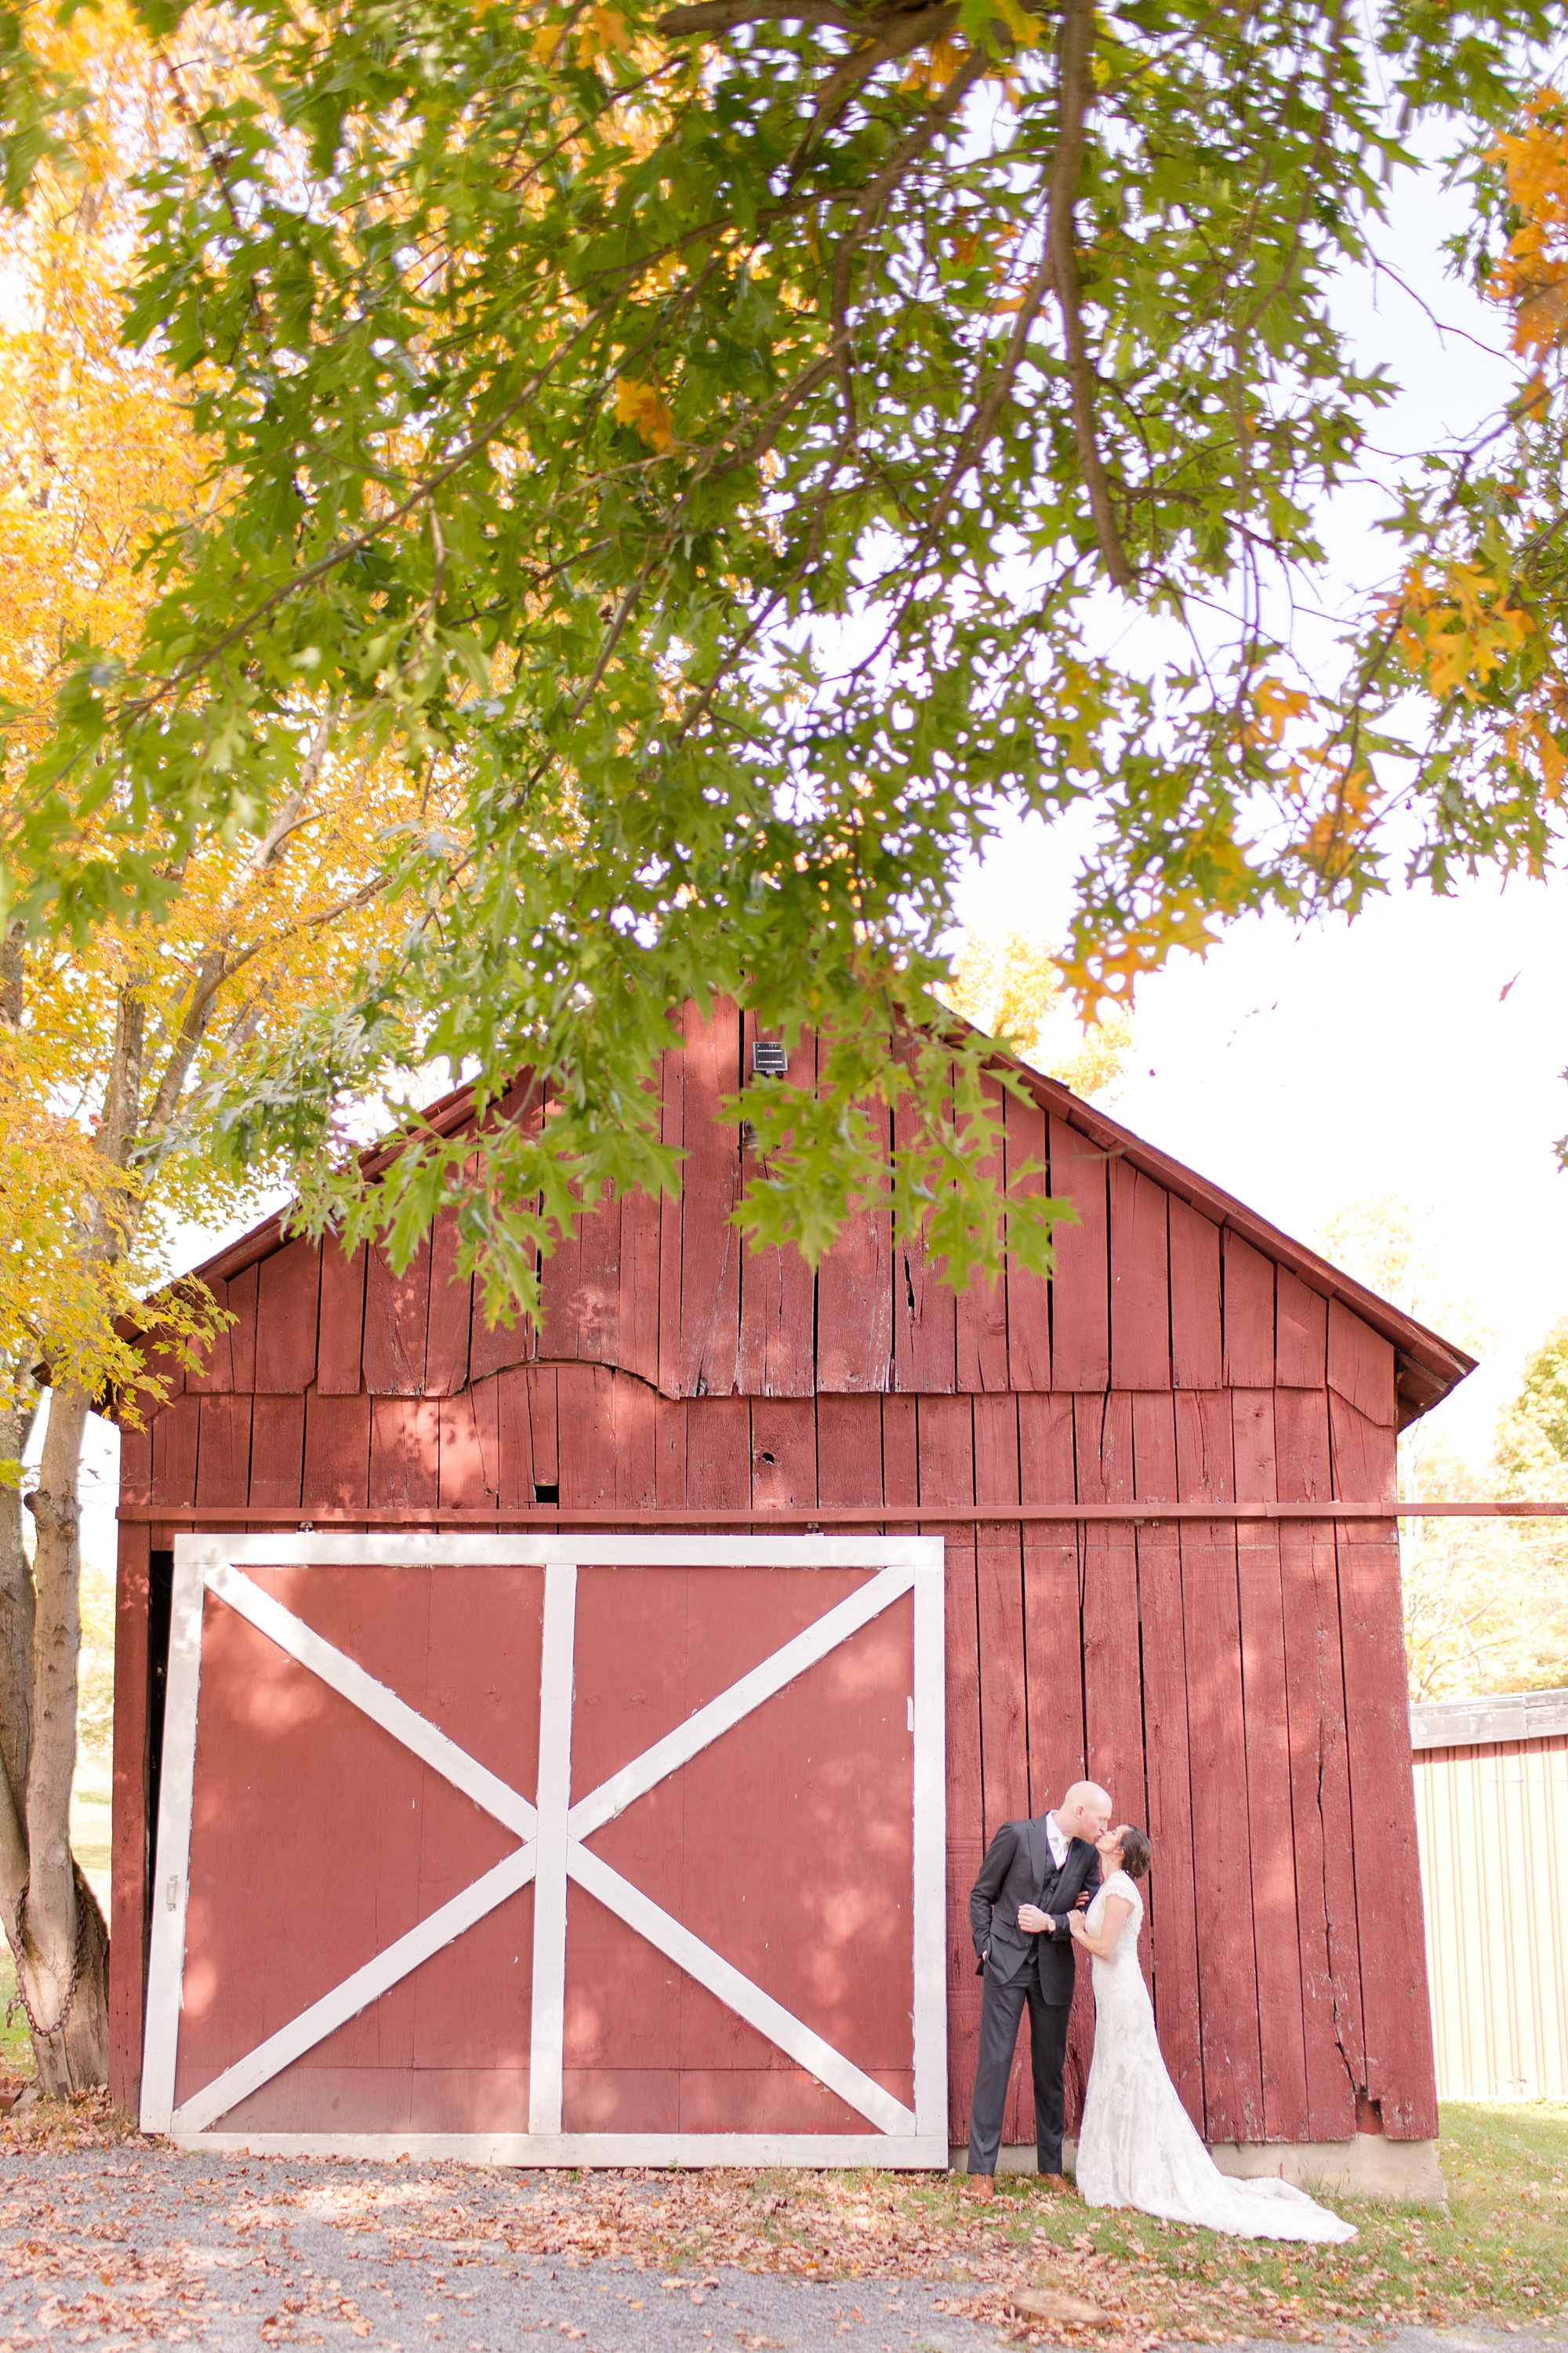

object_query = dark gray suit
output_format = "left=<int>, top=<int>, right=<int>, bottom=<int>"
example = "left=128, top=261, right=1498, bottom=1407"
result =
left=967, top=1815, right=1102, bottom=2177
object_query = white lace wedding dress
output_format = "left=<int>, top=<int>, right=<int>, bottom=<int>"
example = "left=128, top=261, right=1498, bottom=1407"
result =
left=1075, top=1870, right=1356, bottom=2242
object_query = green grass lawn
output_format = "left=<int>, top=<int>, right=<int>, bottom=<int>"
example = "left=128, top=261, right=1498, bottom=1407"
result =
left=895, top=2102, right=1568, bottom=2337
left=0, top=1942, right=32, bottom=2077
left=525, top=2107, right=1568, bottom=2343
left=69, top=1772, right=111, bottom=1886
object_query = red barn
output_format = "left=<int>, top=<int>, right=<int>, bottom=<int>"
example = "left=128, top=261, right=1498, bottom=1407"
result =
left=110, top=1004, right=1469, bottom=2190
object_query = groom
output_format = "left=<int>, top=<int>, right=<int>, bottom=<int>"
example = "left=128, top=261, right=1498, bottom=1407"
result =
left=966, top=1779, right=1112, bottom=2196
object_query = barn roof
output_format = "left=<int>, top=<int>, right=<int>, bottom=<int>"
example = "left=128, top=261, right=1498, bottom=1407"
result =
left=162, top=1031, right=1474, bottom=1431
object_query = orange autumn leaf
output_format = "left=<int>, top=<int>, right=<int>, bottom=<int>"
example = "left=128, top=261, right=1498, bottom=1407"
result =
left=1488, top=90, right=1568, bottom=358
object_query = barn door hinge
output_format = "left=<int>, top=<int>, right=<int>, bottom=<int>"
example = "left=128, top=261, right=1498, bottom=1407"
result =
left=165, top=1877, right=181, bottom=1913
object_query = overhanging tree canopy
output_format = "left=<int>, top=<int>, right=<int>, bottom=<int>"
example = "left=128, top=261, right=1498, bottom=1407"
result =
left=2, top=0, right=1563, bottom=1315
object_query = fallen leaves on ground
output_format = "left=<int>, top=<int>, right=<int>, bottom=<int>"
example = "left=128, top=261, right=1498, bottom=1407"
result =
left=0, top=2083, right=141, bottom=2148
left=274, top=2143, right=1568, bottom=2348
left=0, top=2104, right=1558, bottom=2348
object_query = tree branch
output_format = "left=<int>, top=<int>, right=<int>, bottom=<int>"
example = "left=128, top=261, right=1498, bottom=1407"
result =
left=656, top=0, right=870, bottom=32
left=1047, top=0, right=1134, bottom=592
left=0, top=923, right=21, bottom=1029
left=143, top=708, right=339, bottom=1142
left=793, top=5, right=960, bottom=154
left=96, top=992, right=145, bottom=1175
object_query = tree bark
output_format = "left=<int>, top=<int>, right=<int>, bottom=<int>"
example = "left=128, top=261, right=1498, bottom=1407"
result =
left=0, top=939, right=36, bottom=1828
left=0, top=1387, right=38, bottom=1819
left=7, top=1383, right=109, bottom=2093
left=0, top=1394, right=35, bottom=1953
left=0, top=979, right=146, bottom=2097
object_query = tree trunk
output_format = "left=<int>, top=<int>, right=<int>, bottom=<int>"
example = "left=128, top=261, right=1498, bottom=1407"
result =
left=5, top=1385, right=109, bottom=2093
left=2, top=920, right=38, bottom=1833
left=0, top=960, right=140, bottom=2099
left=0, top=1388, right=38, bottom=1818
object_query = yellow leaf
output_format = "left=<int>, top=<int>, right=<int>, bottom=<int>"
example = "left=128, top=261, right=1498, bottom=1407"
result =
left=579, top=4, right=633, bottom=58
left=935, top=928, right=1134, bottom=1102
left=1248, top=675, right=1313, bottom=746
left=989, top=0, right=1040, bottom=47
left=0, top=2, right=464, bottom=1415
left=613, top=376, right=676, bottom=450
left=902, top=34, right=968, bottom=92
left=1486, top=88, right=1568, bottom=356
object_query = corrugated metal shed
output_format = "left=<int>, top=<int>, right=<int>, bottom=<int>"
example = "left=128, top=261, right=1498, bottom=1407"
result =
left=1411, top=1689, right=1568, bottom=2099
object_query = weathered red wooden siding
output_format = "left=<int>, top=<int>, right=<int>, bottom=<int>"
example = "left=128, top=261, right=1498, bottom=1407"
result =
left=111, top=1004, right=1441, bottom=2148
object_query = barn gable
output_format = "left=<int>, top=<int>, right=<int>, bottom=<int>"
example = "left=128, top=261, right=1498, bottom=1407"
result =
left=134, top=997, right=1471, bottom=1426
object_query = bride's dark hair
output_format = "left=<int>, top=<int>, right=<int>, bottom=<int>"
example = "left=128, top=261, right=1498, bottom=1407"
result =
left=1116, top=1825, right=1152, bottom=1880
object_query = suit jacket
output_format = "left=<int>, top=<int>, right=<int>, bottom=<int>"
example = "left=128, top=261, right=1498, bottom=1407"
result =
left=969, top=1816, right=1102, bottom=2004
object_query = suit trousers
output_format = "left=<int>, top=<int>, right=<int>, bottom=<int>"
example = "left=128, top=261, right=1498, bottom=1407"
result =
left=966, top=1963, right=1071, bottom=2177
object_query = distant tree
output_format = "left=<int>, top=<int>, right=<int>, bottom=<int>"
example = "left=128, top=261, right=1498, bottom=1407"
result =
left=1314, top=1196, right=1568, bottom=1700
left=1315, top=1197, right=1491, bottom=1354
left=1494, top=1316, right=1568, bottom=1495
left=1398, top=1437, right=1568, bottom=1703
left=938, top=928, right=1131, bottom=1101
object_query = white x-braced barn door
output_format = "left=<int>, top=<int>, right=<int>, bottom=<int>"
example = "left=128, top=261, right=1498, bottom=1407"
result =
left=142, top=1535, right=947, bottom=2163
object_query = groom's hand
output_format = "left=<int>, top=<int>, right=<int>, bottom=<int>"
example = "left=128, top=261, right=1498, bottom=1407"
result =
left=1017, top=1903, right=1052, bottom=1933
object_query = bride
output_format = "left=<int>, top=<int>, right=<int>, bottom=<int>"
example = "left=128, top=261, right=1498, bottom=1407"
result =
left=1069, top=1825, right=1356, bottom=2242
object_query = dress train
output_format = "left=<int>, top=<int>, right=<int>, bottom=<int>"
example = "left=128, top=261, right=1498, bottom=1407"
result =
left=1075, top=1870, right=1356, bottom=2242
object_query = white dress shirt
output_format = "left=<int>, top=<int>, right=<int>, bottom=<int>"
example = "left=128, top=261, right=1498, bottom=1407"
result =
left=1044, top=1810, right=1069, bottom=1869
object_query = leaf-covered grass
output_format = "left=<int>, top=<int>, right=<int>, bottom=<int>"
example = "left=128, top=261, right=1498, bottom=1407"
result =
left=936, top=2102, right=1568, bottom=2339
left=0, top=2082, right=1557, bottom=2344
left=528, top=2104, right=1568, bottom=2344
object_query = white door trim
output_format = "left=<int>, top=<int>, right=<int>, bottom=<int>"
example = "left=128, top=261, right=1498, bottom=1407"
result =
left=143, top=1534, right=947, bottom=2166
left=527, top=1556, right=577, bottom=2137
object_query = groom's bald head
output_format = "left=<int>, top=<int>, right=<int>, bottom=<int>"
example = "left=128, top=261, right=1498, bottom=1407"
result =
left=1055, top=1782, right=1113, bottom=1842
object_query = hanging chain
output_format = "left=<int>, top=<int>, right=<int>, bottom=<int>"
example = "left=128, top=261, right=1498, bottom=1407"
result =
left=5, top=1883, right=90, bottom=2045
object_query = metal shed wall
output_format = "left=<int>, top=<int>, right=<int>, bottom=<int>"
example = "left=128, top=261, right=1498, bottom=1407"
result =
left=1412, top=1690, right=1568, bottom=2100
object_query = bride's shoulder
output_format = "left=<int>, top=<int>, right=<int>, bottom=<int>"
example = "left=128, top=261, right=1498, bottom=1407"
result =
left=1107, top=1868, right=1143, bottom=1901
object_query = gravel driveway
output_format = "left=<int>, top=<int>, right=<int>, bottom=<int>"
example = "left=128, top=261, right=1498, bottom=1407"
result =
left=0, top=2148, right=1018, bottom=2352
left=0, top=2149, right=1563, bottom=2353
